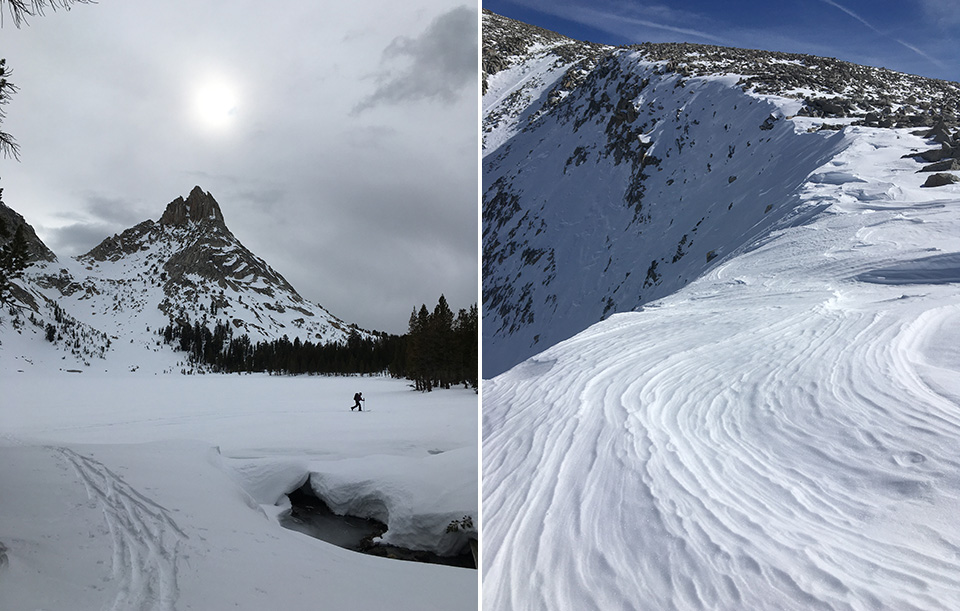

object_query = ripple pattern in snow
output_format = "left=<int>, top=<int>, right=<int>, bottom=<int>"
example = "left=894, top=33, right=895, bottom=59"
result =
left=483, top=126, right=960, bottom=610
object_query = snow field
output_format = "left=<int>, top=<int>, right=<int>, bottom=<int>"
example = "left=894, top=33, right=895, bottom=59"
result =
left=483, top=125, right=960, bottom=610
left=0, top=372, right=478, bottom=610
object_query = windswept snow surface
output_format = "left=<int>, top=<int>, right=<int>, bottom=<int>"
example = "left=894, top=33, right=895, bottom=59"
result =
left=483, top=125, right=960, bottom=609
left=0, top=372, right=477, bottom=610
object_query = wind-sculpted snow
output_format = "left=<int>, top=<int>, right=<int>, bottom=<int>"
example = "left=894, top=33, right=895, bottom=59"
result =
left=483, top=126, right=960, bottom=609
left=857, top=253, right=960, bottom=285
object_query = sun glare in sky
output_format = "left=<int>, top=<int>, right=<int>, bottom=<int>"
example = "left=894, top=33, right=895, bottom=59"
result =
left=193, top=79, right=239, bottom=130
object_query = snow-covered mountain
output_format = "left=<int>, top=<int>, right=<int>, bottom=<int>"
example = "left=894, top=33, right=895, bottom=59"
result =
left=483, top=10, right=960, bottom=610
left=482, top=9, right=960, bottom=377
left=2, top=186, right=367, bottom=371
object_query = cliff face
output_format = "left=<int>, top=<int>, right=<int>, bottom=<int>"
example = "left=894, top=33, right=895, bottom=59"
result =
left=0, top=200, right=57, bottom=263
left=158, top=186, right=227, bottom=227
left=80, top=185, right=301, bottom=300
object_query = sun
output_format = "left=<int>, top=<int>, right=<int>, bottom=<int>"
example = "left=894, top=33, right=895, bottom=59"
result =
left=193, top=79, right=239, bottom=130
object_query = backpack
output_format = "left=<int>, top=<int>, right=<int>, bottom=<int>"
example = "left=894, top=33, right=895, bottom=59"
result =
left=354, top=393, right=361, bottom=402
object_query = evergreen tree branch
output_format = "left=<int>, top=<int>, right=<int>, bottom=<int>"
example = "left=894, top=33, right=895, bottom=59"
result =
left=1, top=0, right=95, bottom=28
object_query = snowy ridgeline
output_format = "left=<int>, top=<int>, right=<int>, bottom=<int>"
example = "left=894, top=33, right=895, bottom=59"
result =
left=483, top=122, right=960, bottom=609
left=0, top=372, right=478, bottom=610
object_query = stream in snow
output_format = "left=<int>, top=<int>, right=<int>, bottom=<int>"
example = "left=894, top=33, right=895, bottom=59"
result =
left=280, top=481, right=476, bottom=569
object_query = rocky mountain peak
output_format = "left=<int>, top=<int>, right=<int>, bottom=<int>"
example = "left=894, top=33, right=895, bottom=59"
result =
left=159, top=186, right=226, bottom=227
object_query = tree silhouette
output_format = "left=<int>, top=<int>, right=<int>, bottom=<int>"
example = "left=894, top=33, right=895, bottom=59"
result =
left=0, top=59, right=19, bottom=159
left=1, top=0, right=93, bottom=27
left=1, top=0, right=95, bottom=158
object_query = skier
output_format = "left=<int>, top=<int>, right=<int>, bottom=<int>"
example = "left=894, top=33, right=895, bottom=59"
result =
left=351, top=392, right=364, bottom=411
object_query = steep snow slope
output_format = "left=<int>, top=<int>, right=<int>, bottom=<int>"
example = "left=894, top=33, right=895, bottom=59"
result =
left=484, top=53, right=848, bottom=375
left=482, top=8, right=610, bottom=153
left=482, top=11, right=960, bottom=378
left=483, top=124, right=960, bottom=609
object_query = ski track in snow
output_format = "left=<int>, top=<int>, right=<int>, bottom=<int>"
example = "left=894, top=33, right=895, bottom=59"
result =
left=483, top=126, right=960, bottom=610
left=58, top=447, right=187, bottom=611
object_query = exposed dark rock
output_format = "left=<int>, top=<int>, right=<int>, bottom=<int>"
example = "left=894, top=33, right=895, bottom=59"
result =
left=159, top=186, right=226, bottom=228
left=0, top=201, right=57, bottom=263
left=921, top=146, right=960, bottom=162
left=922, top=120, right=958, bottom=145
left=482, top=8, right=609, bottom=96
left=917, top=159, right=960, bottom=173
left=618, top=41, right=960, bottom=127
left=920, top=173, right=960, bottom=187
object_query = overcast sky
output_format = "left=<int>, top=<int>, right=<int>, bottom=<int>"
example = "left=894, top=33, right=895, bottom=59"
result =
left=0, top=0, right=478, bottom=335
left=484, top=0, right=960, bottom=83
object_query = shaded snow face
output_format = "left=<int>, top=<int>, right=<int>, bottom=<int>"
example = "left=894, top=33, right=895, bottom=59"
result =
left=482, top=48, right=846, bottom=377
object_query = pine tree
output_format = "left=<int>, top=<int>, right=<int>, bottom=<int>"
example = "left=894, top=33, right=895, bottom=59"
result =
left=1, top=1, right=94, bottom=29
left=4, top=224, right=29, bottom=275
left=454, top=304, right=478, bottom=389
left=430, top=295, right=455, bottom=388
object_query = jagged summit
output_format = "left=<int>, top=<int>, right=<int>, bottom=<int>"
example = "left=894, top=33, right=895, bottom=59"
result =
left=83, top=186, right=235, bottom=263
left=159, top=185, right=226, bottom=227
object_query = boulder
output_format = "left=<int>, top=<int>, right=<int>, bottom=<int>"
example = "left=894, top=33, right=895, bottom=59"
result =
left=920, top=173, right=960, bottom=188
left=917, top=159, right=960, bottom=173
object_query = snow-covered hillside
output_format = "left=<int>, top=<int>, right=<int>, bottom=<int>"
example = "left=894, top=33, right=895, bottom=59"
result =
left=482, top=10, right=960, bottom=378
left=483, top=11, right=960, bottom=611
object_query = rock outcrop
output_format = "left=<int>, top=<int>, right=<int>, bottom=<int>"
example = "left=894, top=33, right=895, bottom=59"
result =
left=159, top=186, right=226, bottom=227
left=0, top=201, right=57, bottom=263
left=921, top=172, right=960, bottom=187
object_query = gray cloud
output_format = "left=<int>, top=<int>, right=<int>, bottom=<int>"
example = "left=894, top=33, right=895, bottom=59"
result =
left=355, top=5, right=477, bottom=112
left=44, top=221, right=117, bottom=256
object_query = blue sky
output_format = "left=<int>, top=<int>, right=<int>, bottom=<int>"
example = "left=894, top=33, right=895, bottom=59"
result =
left=484, top=0, right=960, bottom=83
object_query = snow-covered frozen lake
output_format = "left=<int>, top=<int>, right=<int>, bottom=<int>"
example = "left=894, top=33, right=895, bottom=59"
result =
left=0, top=371, right=478, bottom=610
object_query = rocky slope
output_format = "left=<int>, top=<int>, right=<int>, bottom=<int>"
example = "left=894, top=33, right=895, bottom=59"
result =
left=481, top=10, right=960, bottom=377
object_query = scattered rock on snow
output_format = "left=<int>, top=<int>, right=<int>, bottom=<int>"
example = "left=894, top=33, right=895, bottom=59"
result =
left=917, top=159, right=960, bottom=173
left=920, top=173, right=960, bottom=187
